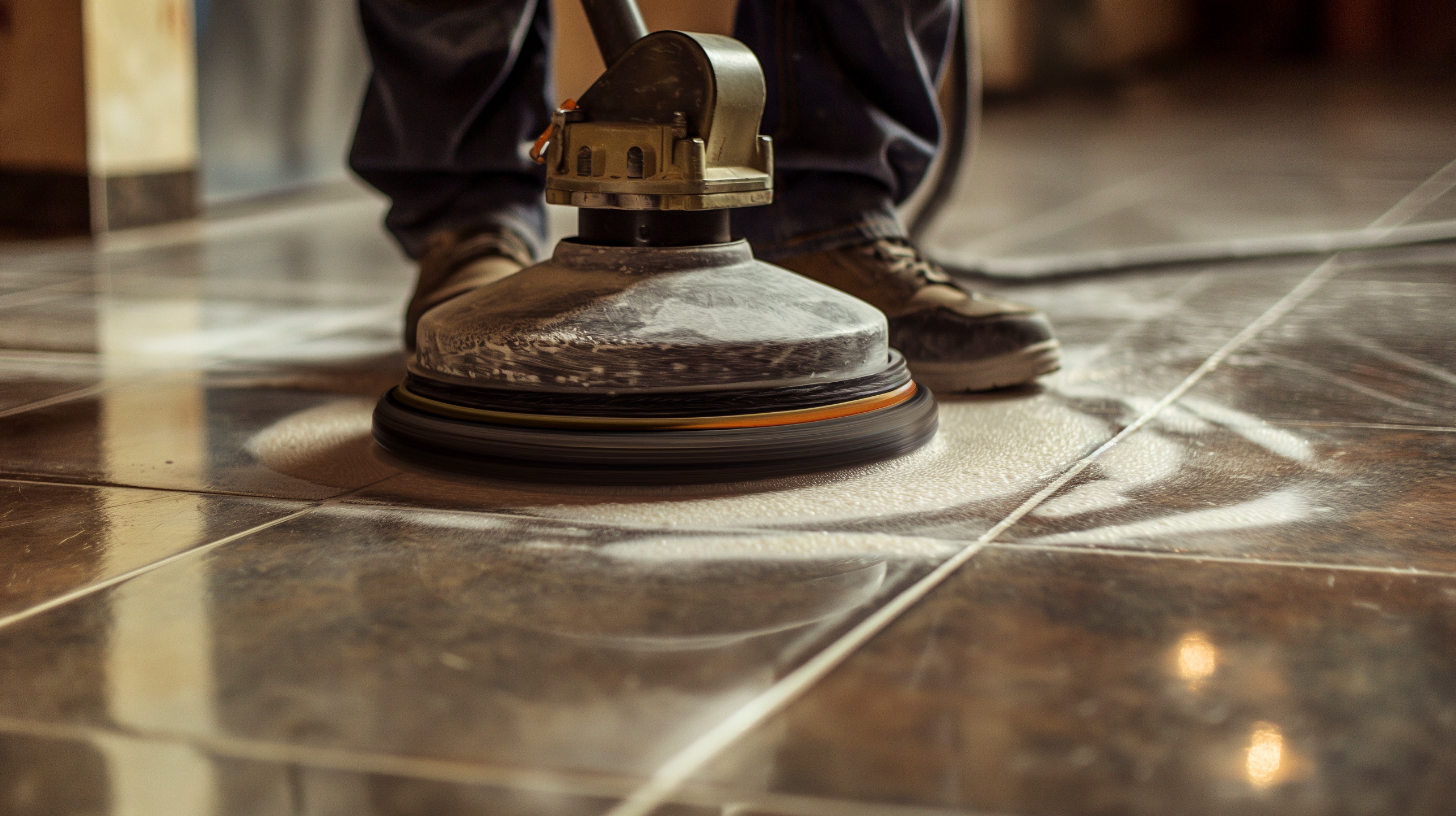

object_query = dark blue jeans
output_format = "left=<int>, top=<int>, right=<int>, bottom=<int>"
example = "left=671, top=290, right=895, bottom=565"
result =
left=349, top=0, right=957, bottom=262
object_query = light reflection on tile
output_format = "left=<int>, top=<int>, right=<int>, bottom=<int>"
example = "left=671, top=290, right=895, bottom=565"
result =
left=1001, top=244, right=1456, bottom=572
left=0, top=355, right=102, bottom=413
left=688, top=547, right=1456, bottom=816
left=928, top=70, right=1456, bottom=265
left=0, top=727, right=628, bottom=816
left=0, top=483, right=300, bottom=617
left=0, top=376, right=399, bottom=499
left=0, top=67, right=1450, bottom=816
left=1003, top=402, right=1456, bottom=573
left=1212, top=254, right=1456, bottom=428
left=0, top=296, right=101, bottom=354
left=0, top=506, right=944, bottom=779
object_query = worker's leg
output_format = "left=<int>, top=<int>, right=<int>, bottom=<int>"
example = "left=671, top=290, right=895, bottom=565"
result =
left=732, top=0, right=957, bottom=260
left=736, top=0, right=1060, bottom=391
left=349, top=0, right=552, bottom=261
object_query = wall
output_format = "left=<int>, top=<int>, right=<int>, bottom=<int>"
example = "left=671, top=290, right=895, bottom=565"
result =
left=194, top=0, right=736, bottom=203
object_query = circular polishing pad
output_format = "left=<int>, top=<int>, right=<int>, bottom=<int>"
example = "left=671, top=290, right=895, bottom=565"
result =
left=371, top=384, right=938, bottom=485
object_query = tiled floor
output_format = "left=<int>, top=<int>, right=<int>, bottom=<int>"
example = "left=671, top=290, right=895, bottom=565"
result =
left=2, top=69, right=1455, bottom=815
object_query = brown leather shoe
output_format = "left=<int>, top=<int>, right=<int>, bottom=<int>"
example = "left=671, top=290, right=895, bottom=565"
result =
left=405, top=229, right=534, bottom=351
left=776, top=238, right=1061, bottom=392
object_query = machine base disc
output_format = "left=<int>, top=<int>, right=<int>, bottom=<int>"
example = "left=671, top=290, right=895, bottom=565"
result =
left=372, top=386, right=938, bottom=485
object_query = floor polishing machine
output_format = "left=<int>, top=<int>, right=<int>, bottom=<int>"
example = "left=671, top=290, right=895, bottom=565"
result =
left=371, top=0, right=940, bottom=483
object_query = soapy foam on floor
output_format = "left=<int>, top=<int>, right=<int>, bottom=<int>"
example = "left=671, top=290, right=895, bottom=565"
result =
left=246, top=391, right=1111, bottom=526
left=599, top=533, right=959, bottom=563
left=1179, top=396, right=1315, bottom=463
left=516, top=396, right=1113, bottom=527
left=245, top=385, right=1319, bottom=548
left=1033, top=428, right=1185, bottom=518
left=246, top=398, right=398, bottom=487
left=1027, top=488, right=1315, bottom=548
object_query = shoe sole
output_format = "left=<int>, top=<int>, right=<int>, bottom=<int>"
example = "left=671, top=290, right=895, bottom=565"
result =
left=906, top=339, right=1062, bottom=393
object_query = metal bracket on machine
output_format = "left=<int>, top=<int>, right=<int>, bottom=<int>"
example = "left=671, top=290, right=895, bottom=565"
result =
left=541, top=31, right=774, bottom=212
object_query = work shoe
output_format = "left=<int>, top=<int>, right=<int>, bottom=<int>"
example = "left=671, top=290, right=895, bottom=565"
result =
left=776, top=238, right=1060, bottom=392
left=405, top=229, right=534, bottom=350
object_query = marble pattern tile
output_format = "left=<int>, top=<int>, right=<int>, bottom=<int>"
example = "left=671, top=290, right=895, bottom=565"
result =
left=1001, top=411, right=1456, bottom=573
left=0, top=504, right=949, bottom=782
left=0, top=481, right=301, bottom=617
left=1210, top=250, right=1456, bottom=429
left=996, top=243, right=1456, bottom=572
left=927, top=70, right=1456, bottom=265
left=0, top=68, right=1451, bottom=816
left=0, top=726, right=631, bottom=816
left=689, top=547, right=1456, bottom=816
left=0, top=374, right=400, bottom=499
left=0, top=353, right=102, bottom=413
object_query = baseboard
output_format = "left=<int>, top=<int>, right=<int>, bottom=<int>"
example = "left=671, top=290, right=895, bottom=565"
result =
left=0, top=168, right=198, bottom=235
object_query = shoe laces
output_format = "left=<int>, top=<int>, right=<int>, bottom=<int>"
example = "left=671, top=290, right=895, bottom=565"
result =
left=859, top=239, right=954, bottom=286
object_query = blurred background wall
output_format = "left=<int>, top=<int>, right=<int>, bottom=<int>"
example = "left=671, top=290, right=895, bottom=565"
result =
left=194, top=0, right=367, bottom=201
left=177, top=0, right=1456, bottom=204
left=190, top=0, right=735, bottom=203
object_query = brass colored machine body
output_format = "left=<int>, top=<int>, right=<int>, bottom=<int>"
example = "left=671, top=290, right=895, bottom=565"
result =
left=543, top=31, right=774, bottom=211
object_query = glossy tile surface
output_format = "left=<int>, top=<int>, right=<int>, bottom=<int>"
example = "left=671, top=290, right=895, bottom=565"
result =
left=0, top=726, right=631, bottom=816
left=0, top=372, right=402, bottom=499
left=927, top=69, right=1456, bottom=269
left=689, top=547, right=1456, bottom=816
left=0, top=505, right=945, bottom=778
left=1001, top=243, right=1456, bottom=573
left=0, top=67, right=1452, bottom=816
left=0, top=481, right=300, bottom=617
left=0, top=354, right=102, bottom=414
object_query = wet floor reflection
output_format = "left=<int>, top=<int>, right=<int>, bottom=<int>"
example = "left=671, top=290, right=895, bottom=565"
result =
left=686, top=548, right=1456, bottom=816
left=0, top=71, right=1453, bottom=816
left=0, top=506, right=956, bottom=801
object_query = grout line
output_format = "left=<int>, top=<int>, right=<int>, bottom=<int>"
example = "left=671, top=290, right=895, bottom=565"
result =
left=1259, top=352, right=1443, bottom=414
left=0, top=715, right=638, bottom=802
left=0, top=472, right=339, bottom=504
left=676, top=784, right=994, bottom=816
left=0, top=382, right=113, bottom=420
left=0, top=285, right=80, bottom=312
left=957, top=168, right=1178, bottom=255
left=95, top=194, right=384, bottom=256
left=602, top=233, right=1345, bottom=816
left=0, top=475, right=395, bottom=632
left=0, top=714, right=995, bottom=816
left=1266, top=420, right=1456, bottom=434
left=1369, top=158, right=1456, bottom=229
left=601, top=153, right=1456, bottom=816
left=989, top=542, right=1456, bottom=580
left=0, top=363, right=200, bottom=422
left=0, top=505, right=316, bottom=633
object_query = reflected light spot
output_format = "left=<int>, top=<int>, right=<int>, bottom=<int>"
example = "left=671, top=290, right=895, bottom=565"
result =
left=1176, top=631, right=1217, bottom=688
left=1246, top=722, right=1283, bottom=787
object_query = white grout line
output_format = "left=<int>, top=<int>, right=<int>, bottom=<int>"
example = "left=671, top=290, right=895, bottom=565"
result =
left=1267, top=420, right=1456, bottom=433
left=0, top=382, right=113, bottom=420
left=0, top=714, right=637, bottom=802
left=0, top=468, right=409, bottom=634
left=990, top=542, right=1456, bottom=581
left=0, top=506, right=316, bottom=633
left=601, top=156, right=1456, bottom=816
left=0, top=714, right=998, bottom=816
